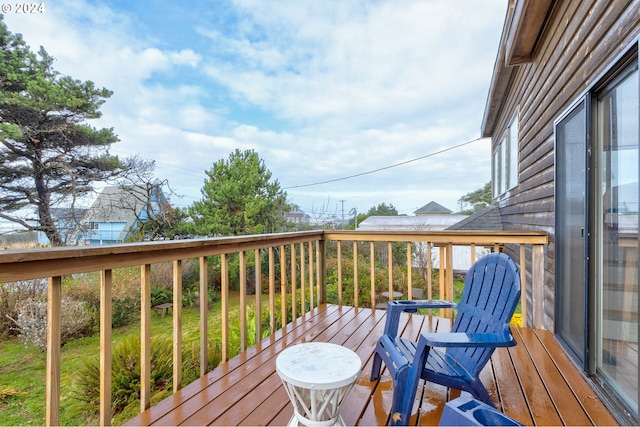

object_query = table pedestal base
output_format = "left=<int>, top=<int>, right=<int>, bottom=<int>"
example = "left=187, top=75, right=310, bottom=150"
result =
left=282, top=381, right=353, bottom=426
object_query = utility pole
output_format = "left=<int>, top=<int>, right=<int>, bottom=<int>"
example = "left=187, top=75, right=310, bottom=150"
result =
left=339, top=199, right=346, bottom=229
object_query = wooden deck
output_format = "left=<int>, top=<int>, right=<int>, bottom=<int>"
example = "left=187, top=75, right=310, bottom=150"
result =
left=125, top=304, right=619, bottom=426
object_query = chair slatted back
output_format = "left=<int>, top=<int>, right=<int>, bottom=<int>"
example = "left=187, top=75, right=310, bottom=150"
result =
left=448, top=252, right=520, bottom=376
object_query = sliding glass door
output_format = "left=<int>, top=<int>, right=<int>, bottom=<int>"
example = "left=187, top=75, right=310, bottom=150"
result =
left=594, top=64, right=638, bottom=418
left=555, top=55, right=638, bottom=421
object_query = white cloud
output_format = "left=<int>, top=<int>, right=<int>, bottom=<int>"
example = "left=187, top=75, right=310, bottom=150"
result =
left=2, top=0, right=505, bottom=219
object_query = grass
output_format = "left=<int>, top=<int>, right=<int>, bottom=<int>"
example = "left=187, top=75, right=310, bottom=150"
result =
left=0, top=294, right=262, bottom=426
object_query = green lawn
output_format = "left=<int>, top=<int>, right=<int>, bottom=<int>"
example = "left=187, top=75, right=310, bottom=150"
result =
left=0, top=294, right=265, bottom=426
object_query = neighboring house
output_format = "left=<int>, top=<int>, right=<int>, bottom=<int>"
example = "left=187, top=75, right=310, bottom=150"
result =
left=285, top=204, right=310, bottom=225
left=36, top=208, right=88, bottom=245
left=483, top=0, right=638, bottom=422
left=357, top=210, right=489, bottom=271
left=80, top=185, right=170, bottom=245
left=413, top=200, right=452, bottom=215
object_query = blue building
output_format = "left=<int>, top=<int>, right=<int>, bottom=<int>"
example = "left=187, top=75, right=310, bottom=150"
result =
left=36, top=184, right=170, bottom=245
left=80, top=185, right=169, bottom=245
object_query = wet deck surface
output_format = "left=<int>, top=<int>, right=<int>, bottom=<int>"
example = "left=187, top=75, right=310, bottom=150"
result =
left=125, top=304, right=619, bottom=426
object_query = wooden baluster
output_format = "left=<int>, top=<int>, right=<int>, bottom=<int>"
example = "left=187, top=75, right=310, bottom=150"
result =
left=470, top=243, right=477, bottom=265
left=269, top=247, right=275, bottom=333
left=254, top=249, right=262, bottom=342
left=141, top=264, right=151, bottom=411
left=300, top=243, right=306, bottom=315
left=387, top=242, right=393, bottom=300
left=46, top=276, right=61, bottom=427
left=446, top=244, right=454, bottom=319
left=370, top=242, right=375, bottom=309
left=221, top=253, right=229, bottom=362
left=309, top=242, right=315, bottom=310
left=353, top=241, right=358, bottom=308
left=239, top=251, right=247, bottom=351
left=337, top=240, right=343, bottom=306
left=100, top=269, right=112, bottom=426
left=172, top=261, right=182, bottom=392
left=407, top=242, right=412, bottom=300
left=291, top=244, right=297, bottom=320
left=199, top=257, right=208, bottom=376
left=427, top=242, right=433, bottom=300
left=280, top=245, right=286, bottom=327
left=317, top=239, right=325, bottom=305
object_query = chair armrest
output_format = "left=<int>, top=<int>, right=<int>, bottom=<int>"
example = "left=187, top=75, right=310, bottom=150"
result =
left=388, top=299, right=456, bottom=313
left=383, top=300, right=456, bottom=335
left=420, top=330, right=516, bottom=348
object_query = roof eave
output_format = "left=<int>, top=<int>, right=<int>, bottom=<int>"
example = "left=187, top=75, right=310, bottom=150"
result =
left=481, top=0, right=555, bottom=138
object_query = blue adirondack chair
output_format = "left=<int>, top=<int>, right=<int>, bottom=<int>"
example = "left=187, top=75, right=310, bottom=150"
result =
left=370, top=252, right=521, bottom=426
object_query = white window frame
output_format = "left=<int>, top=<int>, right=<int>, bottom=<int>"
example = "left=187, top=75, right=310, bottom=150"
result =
left=492, top=112, right=519, bottom=196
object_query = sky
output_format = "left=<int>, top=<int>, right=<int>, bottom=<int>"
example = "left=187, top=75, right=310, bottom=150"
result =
left=2, top=0, right=507, bottom=223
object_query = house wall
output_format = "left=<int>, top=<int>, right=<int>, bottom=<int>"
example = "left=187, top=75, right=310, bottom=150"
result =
left=491, top=0, right=640, bottom=329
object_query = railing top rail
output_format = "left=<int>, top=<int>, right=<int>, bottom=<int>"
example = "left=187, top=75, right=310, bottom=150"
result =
left=324, top=230, right=549, bottom=245
left=0, top=229, right=548, bottom=283
left=0, top=230, right=324, bottom=283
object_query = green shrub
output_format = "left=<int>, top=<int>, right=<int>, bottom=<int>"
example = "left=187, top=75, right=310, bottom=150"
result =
left=0, top=279, right=47, bottom=338
left=112, top=297, right=139, bottom=328
left=150, top=286, right=172, bottom=307
left=74, top=335, right=174, bottom=418
left=10, top=296, right=95, bottom=350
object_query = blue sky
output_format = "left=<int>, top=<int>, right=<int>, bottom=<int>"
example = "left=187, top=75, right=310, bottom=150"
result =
left=3, top=0, right=506, bottom=222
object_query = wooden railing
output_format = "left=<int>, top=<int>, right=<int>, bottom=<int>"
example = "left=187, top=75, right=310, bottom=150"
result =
left=0, top=230, right=547, bottom=426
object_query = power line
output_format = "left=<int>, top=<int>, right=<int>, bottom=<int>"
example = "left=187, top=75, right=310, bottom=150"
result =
left=283, top=137, right=483, bottom=189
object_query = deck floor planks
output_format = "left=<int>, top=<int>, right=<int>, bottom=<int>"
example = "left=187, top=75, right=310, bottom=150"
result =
left=129, top=306, right=336, bottom=425
left=533, top=329, right=620, bottom=426
left=125, top=304, right=619, bottom=426
left=515, top=328, right=593, bottom=426
left=491, top=346, right=535, bottom=425
left=181, top=307, right=351, bottom=425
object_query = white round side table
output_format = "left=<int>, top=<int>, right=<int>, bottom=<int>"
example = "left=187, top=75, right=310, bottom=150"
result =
left=276, top=342, right=362, bottom=427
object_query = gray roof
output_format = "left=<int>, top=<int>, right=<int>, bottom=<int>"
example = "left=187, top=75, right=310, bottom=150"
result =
left=414, top=201, right=452, bottom=215
left=446, top=204, right=503, bottom=231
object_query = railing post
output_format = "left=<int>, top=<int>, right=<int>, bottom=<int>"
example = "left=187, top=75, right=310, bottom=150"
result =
left=140, top=264, right=151, bottom=412
left=532, top=243, right=545, bottom=329
left=317, top=239, right=326, bottom=305
left=100, top=270, right=112, bottom=426
left=519, top=245, right=527, bottom=329
left=46, top=276, right=61, bottom=427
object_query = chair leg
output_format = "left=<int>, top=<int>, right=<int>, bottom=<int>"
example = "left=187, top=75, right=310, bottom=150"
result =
left=390, top=367, right=422, bottom=426
left=370, top=351, right=383, bottom=381
left=470, top=380, right=496, bottom=408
